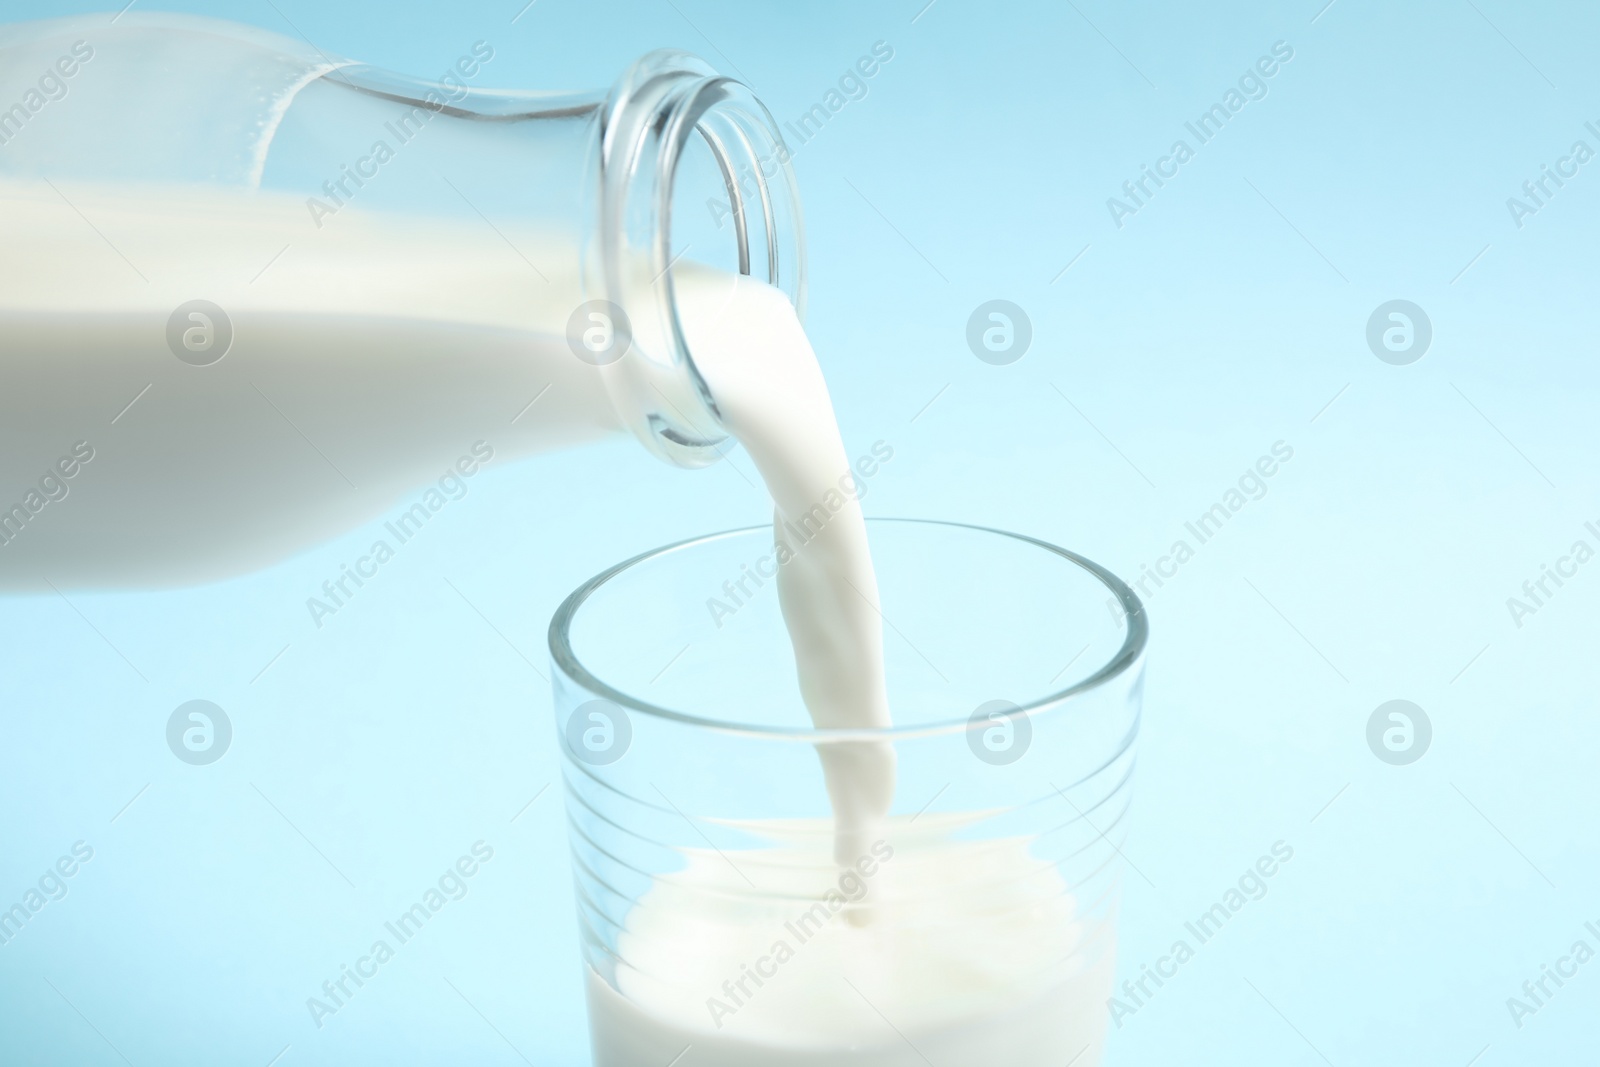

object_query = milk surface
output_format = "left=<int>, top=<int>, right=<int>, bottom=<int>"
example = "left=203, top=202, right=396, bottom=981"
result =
left=587, top=819, right=1114, bottom=1067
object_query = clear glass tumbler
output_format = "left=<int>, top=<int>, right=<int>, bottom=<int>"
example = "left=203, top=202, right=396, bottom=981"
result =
left=548, top=519, right=1147, bottom=1066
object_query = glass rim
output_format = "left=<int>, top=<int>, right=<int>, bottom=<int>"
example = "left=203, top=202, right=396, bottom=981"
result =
left=547, top=517, right=1148, bottom=742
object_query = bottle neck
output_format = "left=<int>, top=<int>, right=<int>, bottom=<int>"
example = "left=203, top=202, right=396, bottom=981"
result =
left=588, top=51, right=806, bottom=469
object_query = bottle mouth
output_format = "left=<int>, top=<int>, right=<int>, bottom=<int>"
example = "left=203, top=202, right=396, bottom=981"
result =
left=588, top=51, right=805, bottom=469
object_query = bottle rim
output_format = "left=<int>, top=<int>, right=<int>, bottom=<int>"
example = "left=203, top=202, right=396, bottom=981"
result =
left=591, top=50, right=808, bottom=469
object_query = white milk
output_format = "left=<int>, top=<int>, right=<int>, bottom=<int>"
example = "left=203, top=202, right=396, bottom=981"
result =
left=586, top=818, right=1114, bottom=1067
left=0, top=181, right=620, bottom=589
left=0, top=182, right=1109, bottom=1061
left=671, top=269, right=896, bottom=870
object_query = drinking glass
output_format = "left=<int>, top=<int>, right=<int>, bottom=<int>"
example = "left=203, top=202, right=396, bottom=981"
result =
left=549, top=518, right=1147, bottom=1066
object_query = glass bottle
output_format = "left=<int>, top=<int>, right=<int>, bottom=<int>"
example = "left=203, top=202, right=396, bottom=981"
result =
left=0, top=13, right=802, bottom=589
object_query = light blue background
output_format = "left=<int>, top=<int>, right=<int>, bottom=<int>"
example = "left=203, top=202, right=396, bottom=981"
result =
left=2, top=1, right=1598, bottom=1064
